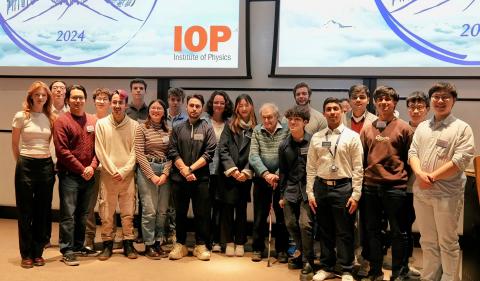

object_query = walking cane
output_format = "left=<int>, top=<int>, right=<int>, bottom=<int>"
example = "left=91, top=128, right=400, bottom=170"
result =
left=267, top=192, right=274, bottom=267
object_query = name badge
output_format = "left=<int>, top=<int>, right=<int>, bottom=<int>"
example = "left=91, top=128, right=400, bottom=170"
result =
left=436, top=139, right=448, bottom=148
left=376, top=121, right=386, bottom=129
left=300, top=147, right=309, bottom=155
left=86, top=125, right=95, bottom=133
left=193, top=133, right=204, bottom=141
left=322, top=141, right=331, bottom=147
left=162, top=136, right=170, bottom=143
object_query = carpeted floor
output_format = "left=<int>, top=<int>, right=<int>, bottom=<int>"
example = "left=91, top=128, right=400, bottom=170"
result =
left=1, top=218, right=426, bottom=281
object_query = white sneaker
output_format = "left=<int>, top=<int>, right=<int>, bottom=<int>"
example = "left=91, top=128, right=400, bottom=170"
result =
left=235, top=245, right=245, bottom=257
left=342, top=273, right=354, bottom=281
left=193, top=245, right=211, bottom=261
left=168, top=243, right=188, bottom=260
left=212, top=243, right=222, bottom=252
left=225, top=243, right=235, bottom=257
left=312, top=269, right=336, bottom=281
left=408, top=265, right=421, bottom=277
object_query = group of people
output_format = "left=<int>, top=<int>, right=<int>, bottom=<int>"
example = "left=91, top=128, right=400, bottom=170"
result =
left=12, top=79, right=474, bottom=281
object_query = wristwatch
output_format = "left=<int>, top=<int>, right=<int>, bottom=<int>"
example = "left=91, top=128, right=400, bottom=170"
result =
left=188, top=166, right=193, bottom=173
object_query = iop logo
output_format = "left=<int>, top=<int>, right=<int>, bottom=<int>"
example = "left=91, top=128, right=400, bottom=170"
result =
left=0, top=0, right=157, bottom=65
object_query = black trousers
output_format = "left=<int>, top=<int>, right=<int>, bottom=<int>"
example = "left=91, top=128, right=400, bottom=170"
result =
left=209, top=175, right=221, bottom=244
left=361, top=186, right=409, bottom=278
left=15, top=156, right=55, bottom=259
left=314, top=180, right=355, bottom=272
left=172, top=180, right=211, bottom=246
left=220, top=199, right=248, bottom=245
left=252, top=179, right=289, bottom=253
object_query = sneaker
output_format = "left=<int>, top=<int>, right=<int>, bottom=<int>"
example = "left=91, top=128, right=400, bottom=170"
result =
left=193, top=245, right=211, bottom=261
left=251, top=251, right=262, bottom=262
left=168, top=243, right=188, bottom=260
left=235, top=245, right=245, bottom=257
left=312, top=269, right=336, bottom=281
left=212, top=243, right=222, bottom=252
left=225, top=243, right=235, bottom=257
left=62, top=253, right=80, bottom=266
left=357, top=259, right=370, bottom=277
left=408, top=265, right=421, bottom=278
left=342, top=272, right=354, bottom=281
left=77, top=247, right=98, bottom=257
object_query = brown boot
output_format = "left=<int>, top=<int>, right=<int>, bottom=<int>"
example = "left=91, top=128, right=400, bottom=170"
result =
left=98, top=241, right=113, bottom=261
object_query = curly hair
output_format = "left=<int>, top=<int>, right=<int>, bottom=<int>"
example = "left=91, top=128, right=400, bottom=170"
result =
left=205, top=90, right=233, bottom=120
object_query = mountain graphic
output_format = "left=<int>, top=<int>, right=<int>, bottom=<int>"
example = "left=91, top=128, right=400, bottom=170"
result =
left=5, top=0, right=142, bottom=23
left=321, top=19, right=353, bottom=29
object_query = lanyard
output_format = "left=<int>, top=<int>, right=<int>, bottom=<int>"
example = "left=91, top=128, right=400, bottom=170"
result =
left=325, top=129, right=344, bottom=161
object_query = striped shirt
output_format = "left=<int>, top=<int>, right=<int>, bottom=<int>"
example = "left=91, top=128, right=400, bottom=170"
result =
left=134, top=122, right=172, bottom=179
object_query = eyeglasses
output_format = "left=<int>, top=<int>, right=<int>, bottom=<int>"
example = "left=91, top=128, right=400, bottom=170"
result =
left=150, top=107, right=164, bottom=111
left=431, top=95, right=452, bottom=102
left=70, top=96, right=85, bottom=101
left=407, top=104, right=427, bottom=111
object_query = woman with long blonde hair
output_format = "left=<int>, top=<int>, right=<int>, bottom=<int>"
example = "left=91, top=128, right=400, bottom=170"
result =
left=11, top=81, right=56, bottom=268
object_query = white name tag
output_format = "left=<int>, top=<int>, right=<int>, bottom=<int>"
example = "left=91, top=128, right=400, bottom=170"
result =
left=376, top=121, right=386, bottom=129
left=322, top=141, right=331, bottom=147
left=193, top=133, right=204, bottom=141
left=300, top=147, right=309, bottom=155
left=162, top=136, right=170, bottom=143
left=86, top=125, right=95, bottom=133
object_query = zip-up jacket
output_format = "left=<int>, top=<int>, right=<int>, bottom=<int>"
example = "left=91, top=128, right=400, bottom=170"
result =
left=168, top=118, right=217, bottom=182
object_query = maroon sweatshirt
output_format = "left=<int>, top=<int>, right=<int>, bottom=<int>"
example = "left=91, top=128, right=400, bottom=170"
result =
left=360, top=118, right=413, bottom=188
left=53, top=112, right=98, bottom=175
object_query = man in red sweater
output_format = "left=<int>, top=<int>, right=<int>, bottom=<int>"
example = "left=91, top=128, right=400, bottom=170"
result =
left=53, top=85, right=98, bottom=266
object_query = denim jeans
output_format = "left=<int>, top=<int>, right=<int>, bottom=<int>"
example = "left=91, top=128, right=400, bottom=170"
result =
left=361, top=185, right=409, bottom=278
left=15, top=156, right=55, bottom=259
left=58, top=171, right=95, bottom=254
left=283, top=200, right=314, bottom=263
left=137, top=163, right=170, bottom=245
left=414, top=194, right=463, bottom=281
left=314, top=180, right=355, bottom=272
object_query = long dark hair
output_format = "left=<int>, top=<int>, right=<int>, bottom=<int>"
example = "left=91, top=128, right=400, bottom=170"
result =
left=145, top=99, right=169, bottom=132
left=229, top=94, right=256, bottom=134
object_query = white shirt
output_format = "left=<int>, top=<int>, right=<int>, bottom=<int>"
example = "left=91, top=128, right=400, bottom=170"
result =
left=306, top=123, right=364, bottom=201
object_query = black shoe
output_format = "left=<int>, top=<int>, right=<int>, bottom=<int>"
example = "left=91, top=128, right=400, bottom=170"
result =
left=123, top=240, right=138, bottom=259
left=62, top=252, right=79, bottom=266
left=77, top=247, right=98, bottom=256
left=301, top=262, right=314, bottom=275
left=145, top=245, right=161, bottom=260
left=277, top=251, right=288, bottom=263
left=98, top=241, right=113, bottom=261
left=251, top=251, right=262, bottom=262
left=154, top=241, right=168, bottom=258
left=288, top=255, right=303, bottom=270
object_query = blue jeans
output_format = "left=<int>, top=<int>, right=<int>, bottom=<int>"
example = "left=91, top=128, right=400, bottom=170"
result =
left=58, top=171, right=95, bottom=254
left=137, top=163, right=170, bottom=245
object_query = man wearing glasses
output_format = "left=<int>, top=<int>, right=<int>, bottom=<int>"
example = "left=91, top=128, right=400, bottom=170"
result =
left=50, top=80, right=69, bottom=116
left=409, top=82, right=474, bottom=281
